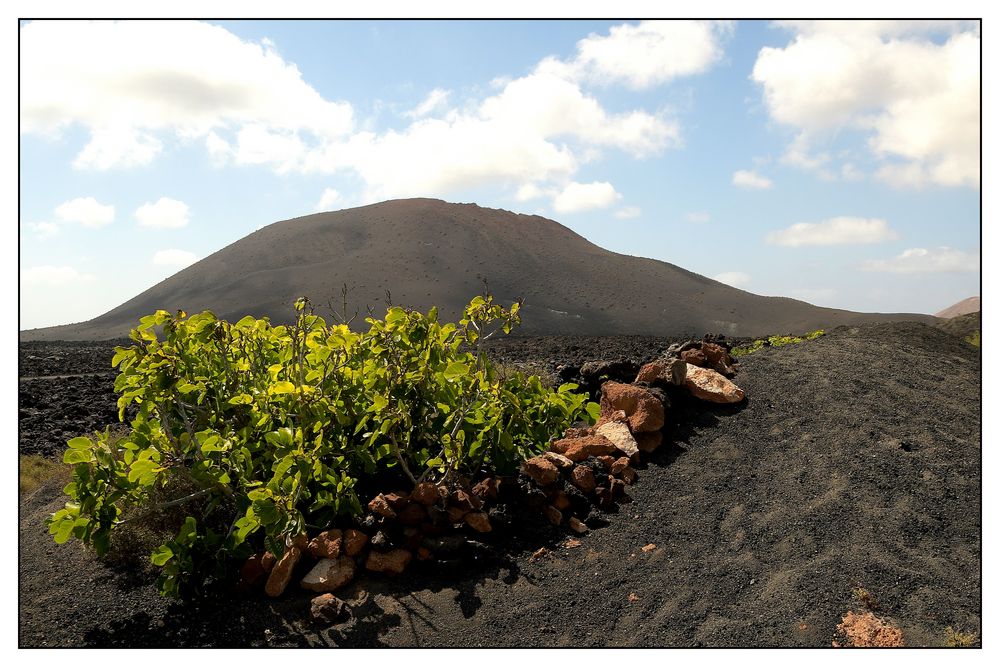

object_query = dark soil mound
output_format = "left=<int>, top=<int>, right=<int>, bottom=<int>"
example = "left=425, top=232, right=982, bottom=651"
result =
left=936, top=311, right=981, bottom=342
left=20, top=199, right=935, bottom=341
left=18, top=321, right=980, bottom=647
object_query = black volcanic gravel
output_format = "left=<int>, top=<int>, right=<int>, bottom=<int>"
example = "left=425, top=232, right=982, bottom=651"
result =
left=18, top=322, right=980, bottom=647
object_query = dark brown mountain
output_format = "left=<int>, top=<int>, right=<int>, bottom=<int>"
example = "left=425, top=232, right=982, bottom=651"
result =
left=19, top=198, right=937, bottom=341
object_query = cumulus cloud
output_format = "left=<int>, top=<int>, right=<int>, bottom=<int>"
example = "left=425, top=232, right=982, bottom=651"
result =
left=152, top=249, right=199, bottom=268
left=712, top=271, right=751, bottom=287
left=314, top=188, right=342, bottom=211
left=537, top=20, right=732, bottom=89
left=552, top=181, right=621, bottom=214
left=20, top=265, right=95, bottom=286
left=861, top=247, right=979, bottom=273
left=766, top=217, right=899, bottom=246
left=752, top=21, right=979, bottom=188
left=614, top=206, right=641, bottom=219
left=136, top=197, right=190, bottom=229
left=20, top=20, right=354, bottom=169
left=55, top=197, right=115, bottom=228
left=514, top=183, right=547, bottom=202
left=732, top=169, right=773, bottom=189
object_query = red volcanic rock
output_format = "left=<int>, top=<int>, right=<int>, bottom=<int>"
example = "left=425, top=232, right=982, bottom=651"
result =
left=472, top=477, right=499, bottom=502
left=307, top=529, right=343, bottom=559
left=411, top=482, right=441, bottom=506
left=571, top=465, right=597, bottom=493
left=551, top=434, right=619, bottom=462
left=265, top=545, right=303, bottom=597
left=523, top=456, right=560, bottom=486
left=596, top=421, right=639, bottom=462
left=310, top=593, right=349, bottom=624
left=681, top=349, right=707, bottom=367
left=635, top=358, right=687, bottom=386
left=342, top=529, right=369, bottom=557
left=702, top=342, right=736, bottom=377
left=368, top=494, right=396, bottom=519
left=542, top=451, right=574, bottom=469
left=568, top=516, right=589, bottom=534
left=543, top=505, right=563, bottom=526
left=599, top=382, right=665, bottom=433
left=365, top=548, right=412, bottom=575
left=464, top=511, right=492, bottom=533
left=397, top=503, right=428, bottom=526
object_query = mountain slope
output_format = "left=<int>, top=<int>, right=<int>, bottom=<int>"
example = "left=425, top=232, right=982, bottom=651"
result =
left=935, top=296, right=980, bottom=319
left=20, top=198, right=937, bottom=340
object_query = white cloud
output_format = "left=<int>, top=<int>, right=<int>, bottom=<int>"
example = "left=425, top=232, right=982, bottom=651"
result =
left=27, top=221, right=59, bottom=239
left=614, top=206, right=641, bottom=219
left=766, top=217, right=899, bottom=246
left=152, top=249, right=199, bottom=268
left=136, top=197, right=190, bottom=229
left=405, top=88, right=451, bottom=118
left=685, top=211, right=711, bottom=223
left=732, top=169, right=773, bottom=190
left=314, top=188, right=341, bottom=211
left=552, top=181, right=621, bottom=214
left=54, top=197, right=115, bottom=228
left=537, top=20, right=732, bottom=89
left=20, top=20, right=354, bottom=169
left=514, top=183, right=548, bottom=202
left=752, top=21, right=979, bottom=188
left=861, top=247, right=979, bottom=273
left=20, top=265, right=95, bottom=286
left=712, top=271, right=751, bottom=287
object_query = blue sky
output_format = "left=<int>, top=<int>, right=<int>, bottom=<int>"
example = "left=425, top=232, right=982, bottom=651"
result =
left=19, top=19, right=981, bottom=329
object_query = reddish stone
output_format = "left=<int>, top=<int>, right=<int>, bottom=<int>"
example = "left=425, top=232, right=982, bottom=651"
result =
left=571, top=465, right=596, bottom=493
left=635, top=358, right=687, bottom=386
left=398, top=503, right=428, bottom=526
left=451, top=488, right=482, bottom=511
left=597, top=455, right=616, bottom=469
left=342, top=529, right=369, bottom=557
left=599, top=382, right=665, bottom=433
left=368, top=494, right=397, bottom=519
left=261, top=551, right=277, bottom=573
left=522, top=456, right=560, bottom=486
left=563, top=426, right=592, bottom=439
left=238, top=553, right=269, bottom=589
left=307, top=529, right=343, bottom=559
left=264, top=546, right=302, bottom=597
left=568, top=517, right=589, bottom=534
left=551, top=490, right=571, bottom=511
left=288, top=533, right=309, bottom=551
left=594, top=408, right=628, bottom=429
left=542, top=451, right=574, bottom=469
left=620, top=467, right=638, bottom=485
left=681, top=349, right=707, bottom=367
left=684, top=364, right=745, bottom=403
left=310, top=593, right=349, bottom=624
left=411, top=482, right=441, bottom=506
left=610, top=457, right=630, bottom=475
left=635, top=431, right=663, bottom=454
left=610, top=477, right=625, bottom=497
left=464, top=511, right=492, bottom=533
left=702, top=342, right=736, bottom=377
left=364, top=548, right=412, bottom=575
left=447, top=505, right=469, bottom=523
left=595, top=486, right=614, bottom=508
left=551, top=434, right=619, bottom=462
left=472, top=477, right=499, bottom=502
left=383, top=492, right=410, bottom=509
left=543, top=505, right=563, bottom=526
left=417, top=547, right=433, bottom=561
left=301, top=556, right=355, bottom=592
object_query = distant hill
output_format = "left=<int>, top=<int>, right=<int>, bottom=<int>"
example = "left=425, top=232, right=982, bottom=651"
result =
left=20, top=198, right=938, bottom=341
left=935, top=296, right=980, bottom=319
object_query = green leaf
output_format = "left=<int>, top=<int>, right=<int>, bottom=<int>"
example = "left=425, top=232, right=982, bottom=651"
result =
left=150, top=544, right=174, bottom=566
left=67, top=437, right=92, bottom=450
left=585, top=402, right=601, bottom=422
left=443, top=362, right=469, bottom=380
left=63, top=448, right=92, bottom=465
left=270, top=381, right=296, bottom=395
left=128, top=459, right=161, bottom=485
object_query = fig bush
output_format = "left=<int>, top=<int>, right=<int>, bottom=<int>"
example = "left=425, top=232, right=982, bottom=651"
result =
left=48, top=295, right=598, bottom=596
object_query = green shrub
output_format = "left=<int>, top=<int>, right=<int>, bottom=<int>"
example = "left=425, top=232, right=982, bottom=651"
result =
left=48, top=295, right=598, bottom=597
left=731, top=329, right=825, bottom=357
left=965, top=330, right=980, bottom=347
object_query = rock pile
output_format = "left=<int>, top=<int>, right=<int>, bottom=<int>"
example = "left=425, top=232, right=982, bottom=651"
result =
left=238, top=335, right=745, bottom=625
